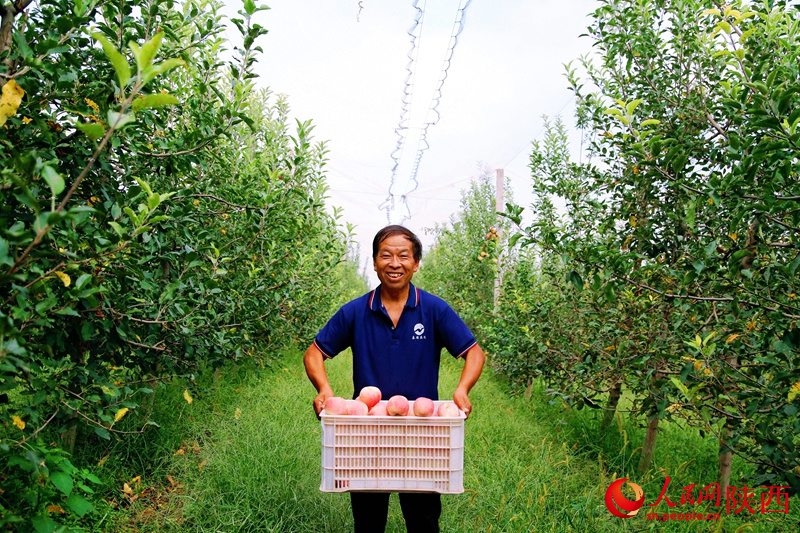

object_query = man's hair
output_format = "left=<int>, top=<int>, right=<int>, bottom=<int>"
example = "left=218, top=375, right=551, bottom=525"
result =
left=372, top=225, right=422, bottom=262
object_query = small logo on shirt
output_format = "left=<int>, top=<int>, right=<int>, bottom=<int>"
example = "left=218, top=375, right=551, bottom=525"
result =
left=412, top=323, right=426, bottom=340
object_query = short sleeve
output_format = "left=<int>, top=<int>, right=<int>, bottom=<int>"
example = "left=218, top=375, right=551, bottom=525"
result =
left=436, top=302, right=476, bottom=359
left=314, top=304, right=354, bottom=359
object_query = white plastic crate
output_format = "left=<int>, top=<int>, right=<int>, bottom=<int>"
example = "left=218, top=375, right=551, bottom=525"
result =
left=319, top=400, right=465, bottom=494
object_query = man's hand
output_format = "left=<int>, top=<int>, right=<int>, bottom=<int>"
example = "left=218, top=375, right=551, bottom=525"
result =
left=453, top=344, right=485, bottom=419
left=453, top=387, right=472, bottom=418
left=303, top=343, right=334, bottom=419
left=313, top=388, right=333, bottom=419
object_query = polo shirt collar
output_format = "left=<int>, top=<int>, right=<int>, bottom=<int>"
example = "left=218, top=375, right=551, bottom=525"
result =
left=369, top=282, right=420, bottom=312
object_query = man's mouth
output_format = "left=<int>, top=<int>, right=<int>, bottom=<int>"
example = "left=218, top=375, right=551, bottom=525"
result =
left=386, top=272, right=403, bottom=280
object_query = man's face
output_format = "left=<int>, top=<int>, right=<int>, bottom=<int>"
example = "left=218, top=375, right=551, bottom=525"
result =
left=373, top=234, right=420, bottom=291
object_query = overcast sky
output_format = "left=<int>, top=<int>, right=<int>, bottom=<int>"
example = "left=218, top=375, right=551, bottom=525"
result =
left=223, top=0, right=599, bottom=287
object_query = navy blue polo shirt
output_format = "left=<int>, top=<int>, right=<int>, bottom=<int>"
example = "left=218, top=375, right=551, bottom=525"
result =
left=314, top=283, right=476, bottom=400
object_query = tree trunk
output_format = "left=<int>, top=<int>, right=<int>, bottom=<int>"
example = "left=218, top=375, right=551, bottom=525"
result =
left=718, top=425, right=733, bottom=496
left=638, top=413, right=659, bottom=475
left=1, top=1, right=34, bottom=66
left=602, top=381, right=622, bottom=428
left=59, top=417, right=77, bottom=455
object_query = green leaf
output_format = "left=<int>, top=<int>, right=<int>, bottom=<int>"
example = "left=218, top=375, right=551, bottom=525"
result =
left=41, top=165, right=65, bottom=196
left=92, top=33, right=131, bottom=87
left=31, top=516, right=58, bottom=533
left=244, top=0, right=257, bottom=15
left=788, top=254, right=800, bottom=277
left=670, top=376, right=690, bottom=401
left=129, top=32, right=164, bottom=73
left=66, top=494, right=95, bottom=517
left=147, top=193, right=160, bottom=211
left=107, top=110, right=135, bottom=130
left=567, top=270, right=583, bottom=292
left=94, top=426, right=110, bottom=440
left=75, top=121, right=106, bottom=140
left=123, top=207, right=139, bottom=225
left=625, top=99, right=643, bottom=115
left=75, top=273, right=92, bottom=290
left=131, top=93, right=179, bottom=111
left=640, top=119, right=661, bottom=128
left=134, top=176, right=153, bottom=196
left=0, top=236, right=13, bottom=267
left=81, top=321, right=94, bottom=341
left=50, top=471, right=73, bottom=496
left=109, top=221, right=124, bottom=236
left=140, top=58, right=185, bottom=86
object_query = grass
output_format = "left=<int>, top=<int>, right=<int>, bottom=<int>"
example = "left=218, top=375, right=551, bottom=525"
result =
left=93, top=351, right=799, bottom=532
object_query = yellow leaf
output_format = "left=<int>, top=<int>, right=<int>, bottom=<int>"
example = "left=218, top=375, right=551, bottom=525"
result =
left=55, top=271, right=71, bottom=287
left=11, top=415, right=25, bottom=430
left=46, top=504, right=65, bottom=514
left=122, top=482, right=134, bottom=495
left=198, top=460, right=207, bottom=471
left=97, top=454, right=109, bottom=466
left=234, top=407, right=242, bottom=419
left=789, top=380, right=800, bottom=402
left=726, top=333, right=741, bottom=344
left=114, top=407, right=129, bottom=422
left=0, top=80, right=25, bottom=127
left=183, top=389, right=193, bottom=404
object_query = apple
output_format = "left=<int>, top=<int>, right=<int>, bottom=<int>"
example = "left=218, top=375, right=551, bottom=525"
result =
left=437, top=402, right=460, bottom=417
left=323, top=396, right=347, bottom=415
left=368, top=402, right=388, bottom=416
left=358, top=386, right=382, bottom=409
left=386, top=395, right=409, bottom=416
left=346, top=399, right=369, bottom=416
left=413, top=397, right=435, bottom=417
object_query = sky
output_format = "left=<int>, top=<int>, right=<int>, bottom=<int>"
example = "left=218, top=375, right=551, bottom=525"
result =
left=222, top=0, right=599, bottom=287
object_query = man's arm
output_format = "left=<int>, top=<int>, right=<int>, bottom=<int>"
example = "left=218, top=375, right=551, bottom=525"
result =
left=303, top=343, right=334, bottom=418
left=452, top=344, right=485, bottom=418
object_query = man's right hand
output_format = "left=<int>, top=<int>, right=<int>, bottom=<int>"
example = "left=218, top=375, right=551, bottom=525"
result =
left=313, top=389, right=333, bottom=419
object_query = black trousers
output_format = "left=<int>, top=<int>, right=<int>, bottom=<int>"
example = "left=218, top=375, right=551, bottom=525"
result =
left=350, top=492, right=441, bottom=533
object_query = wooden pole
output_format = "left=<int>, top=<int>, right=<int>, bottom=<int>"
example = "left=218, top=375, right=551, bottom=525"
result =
left=494, top=168, right=504, bottom=311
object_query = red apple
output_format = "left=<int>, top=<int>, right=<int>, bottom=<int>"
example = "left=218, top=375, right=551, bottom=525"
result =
left=413, top=397, right=435, bottom=417
left=437, top=402, right=460, bottom=417
left=323, top=396, right=347, bottom=415
left=368, top=402, right=388, bottom=416
left=358, top=386, right=382, bottom=409
left=346, top=399, right=369, bottom=416
left=386, top=395, right=409, bottom=416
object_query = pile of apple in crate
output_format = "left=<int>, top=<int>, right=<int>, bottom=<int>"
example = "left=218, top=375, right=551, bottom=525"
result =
left=323, top=386, right=461, bottom=417
left=319, top=387, right=466, bottom=494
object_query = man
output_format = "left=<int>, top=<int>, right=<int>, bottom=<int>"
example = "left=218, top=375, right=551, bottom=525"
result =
left=303, top=225, right=485, bottom=533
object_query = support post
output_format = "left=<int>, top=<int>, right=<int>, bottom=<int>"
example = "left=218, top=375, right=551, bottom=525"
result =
left=494, top=168, right=504, bottom=311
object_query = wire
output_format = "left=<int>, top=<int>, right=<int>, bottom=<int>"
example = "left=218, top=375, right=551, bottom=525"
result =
left=381, top=0, right=473, bottom=225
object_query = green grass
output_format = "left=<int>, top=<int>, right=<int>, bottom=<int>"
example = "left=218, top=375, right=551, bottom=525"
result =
left=95, top=351, right=799, bottom=532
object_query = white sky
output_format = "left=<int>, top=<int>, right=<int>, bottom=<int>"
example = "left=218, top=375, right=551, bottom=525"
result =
left=222, top=0, right=598, bottom=287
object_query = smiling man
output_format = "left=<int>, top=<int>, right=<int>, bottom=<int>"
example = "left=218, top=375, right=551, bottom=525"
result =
left=303, top=224, right=485, bottom=533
